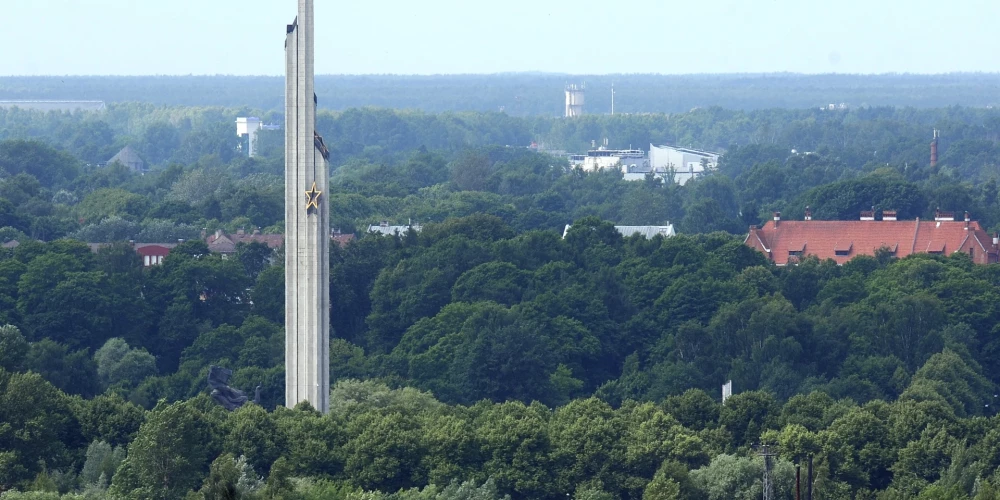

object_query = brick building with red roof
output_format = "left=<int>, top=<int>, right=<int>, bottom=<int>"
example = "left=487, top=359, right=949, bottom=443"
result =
left=744, top=209, right=1000, bottom=265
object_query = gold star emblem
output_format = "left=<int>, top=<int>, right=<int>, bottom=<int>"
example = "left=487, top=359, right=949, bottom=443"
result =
left=304, top=182, right=322, bottom=211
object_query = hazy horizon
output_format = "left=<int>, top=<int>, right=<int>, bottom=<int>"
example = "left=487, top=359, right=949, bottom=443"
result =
left=3, top=0, right=999, bottom=76
left=6, top=71, right=1000, bottom=78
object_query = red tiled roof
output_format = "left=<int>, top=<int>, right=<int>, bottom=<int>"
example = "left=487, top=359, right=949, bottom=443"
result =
left=135, top=244, right=174, bottom=257
left=332, top=233, right=355, bottom=248
left=744, top=218, right=999, bottom=265
left=205, top=231, right=283, bottom=253
left=926, top=241, right=946, bottom=253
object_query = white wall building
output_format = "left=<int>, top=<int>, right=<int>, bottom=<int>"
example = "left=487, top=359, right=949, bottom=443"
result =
left=236, top=116, right=262, bottom=157
left=648, top=144, right=720, bottom=185
left=367, top=221, right=422, bottom=236
left=581, top=148, right=647, bottom=172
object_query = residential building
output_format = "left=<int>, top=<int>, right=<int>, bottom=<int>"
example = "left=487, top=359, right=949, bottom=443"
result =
left=136, top=243, right=175, bottom=266
left=85, top=241, right=178, bottom=267
left=744, top=209, right=999, bottom=265
left=205, top=228, right=284, bottom=255
left=331, top=229, right=356, bottom=247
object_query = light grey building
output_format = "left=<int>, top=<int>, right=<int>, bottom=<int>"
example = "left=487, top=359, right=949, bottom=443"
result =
left=562, top=224, right=676, bottom=239
left=284, top=0, right=330, bottom=413
left=613, top=225, right=676, bottom=239
left=107, top=146, right=146, bottom=172
left=649, top=144, right=720, bottom=185
left=367, top=221, right=422, bottom=236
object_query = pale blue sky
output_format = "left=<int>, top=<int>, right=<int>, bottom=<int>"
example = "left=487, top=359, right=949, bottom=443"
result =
left=3, top=0, right=999, bottom=75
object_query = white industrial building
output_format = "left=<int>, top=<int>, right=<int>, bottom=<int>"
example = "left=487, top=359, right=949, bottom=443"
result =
left=580, top=147, right=647, bottom=172
left=648, top=144, right=720, bottom=185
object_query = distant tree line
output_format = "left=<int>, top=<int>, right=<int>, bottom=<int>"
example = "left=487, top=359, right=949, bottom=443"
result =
left=3, top=73, right=1000, bottom=114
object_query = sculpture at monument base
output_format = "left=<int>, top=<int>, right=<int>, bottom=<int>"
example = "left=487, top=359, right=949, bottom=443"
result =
left=208, top=365, right=261, bottom=411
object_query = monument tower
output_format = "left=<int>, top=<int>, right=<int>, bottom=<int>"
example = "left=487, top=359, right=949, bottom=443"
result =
left=284, top=0, right=330, bottom=412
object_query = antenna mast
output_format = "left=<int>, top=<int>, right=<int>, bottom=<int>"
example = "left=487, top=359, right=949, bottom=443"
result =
left=611, top=83, right=615, bottom=115
left=757, top=443, right=778, bottom=500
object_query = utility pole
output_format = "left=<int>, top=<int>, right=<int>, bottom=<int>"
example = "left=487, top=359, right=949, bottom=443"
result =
left=807, top=455, right=814, bottom=500
left=756, top=443, right=779, bottom=500
left=795, top=465, right=801, bottom=500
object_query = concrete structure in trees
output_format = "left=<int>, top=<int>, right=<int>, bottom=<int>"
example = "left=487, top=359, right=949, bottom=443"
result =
left=565, top=84, right=584, bottom=117
left=236, top=117, right=262, bottom=157
left=284, top=0, right=330, bottom=413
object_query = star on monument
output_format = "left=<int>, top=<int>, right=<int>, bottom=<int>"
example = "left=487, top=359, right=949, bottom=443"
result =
left=304, top=182, right=322, bottom=211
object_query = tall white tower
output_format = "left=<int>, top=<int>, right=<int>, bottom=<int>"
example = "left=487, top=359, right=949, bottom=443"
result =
left=236, top=117, right=262, bottom=157
left=284, top=0, right=330, bottom=413
left=565, top=84, right=584, bottom=117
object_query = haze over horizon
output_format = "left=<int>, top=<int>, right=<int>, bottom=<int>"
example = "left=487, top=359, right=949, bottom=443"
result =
left=3, top=0, right=999, bottom=76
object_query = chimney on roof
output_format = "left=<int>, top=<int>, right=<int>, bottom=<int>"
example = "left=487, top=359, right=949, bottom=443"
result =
left=965, top=211, right=971, bottom=229
left=253, top=227, right=260, bottom=235
left=128, top=239, right=134, bottom=247
left=201, top=228, right=207, bottom=239
left=930, top=129, right=939, bottom=168
left=883, top=210, right=897, bottom=221
left=215, top=229, right=223, bottom=239
left=380, top=220, right=389, bottom=228
left=178, top=239, right=185, bottom=243
left=237, top=227, right=245, bottom=236
left=773, top=212, right=781, bottom=227
left=994, top=233, right=999, bottom=246
left=935, top=208, right=955, bottom=221
left=804, top=206, right=812, bottom=221
left=860, top=208, right=875, bottom=221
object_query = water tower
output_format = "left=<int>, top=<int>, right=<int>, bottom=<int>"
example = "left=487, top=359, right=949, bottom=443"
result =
left=565, top=84, right=584, bottom=117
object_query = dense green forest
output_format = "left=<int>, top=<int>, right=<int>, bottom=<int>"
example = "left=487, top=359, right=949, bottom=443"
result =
left=3, top=74, right=1000, bottom=115
left=3, top=103, right=1000, bottom=499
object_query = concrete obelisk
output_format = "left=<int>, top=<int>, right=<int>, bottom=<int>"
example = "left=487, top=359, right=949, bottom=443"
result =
left=284, top=0, right=330, bottom=413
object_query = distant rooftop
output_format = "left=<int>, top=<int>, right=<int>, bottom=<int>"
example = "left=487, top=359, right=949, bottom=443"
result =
left=651, top=144, right=720, bottom=157
left=0, top=100, right=106, bottom=112
left=367, top=222, right=422, bottom=236
left=562, top=224, right=676, bottom=239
